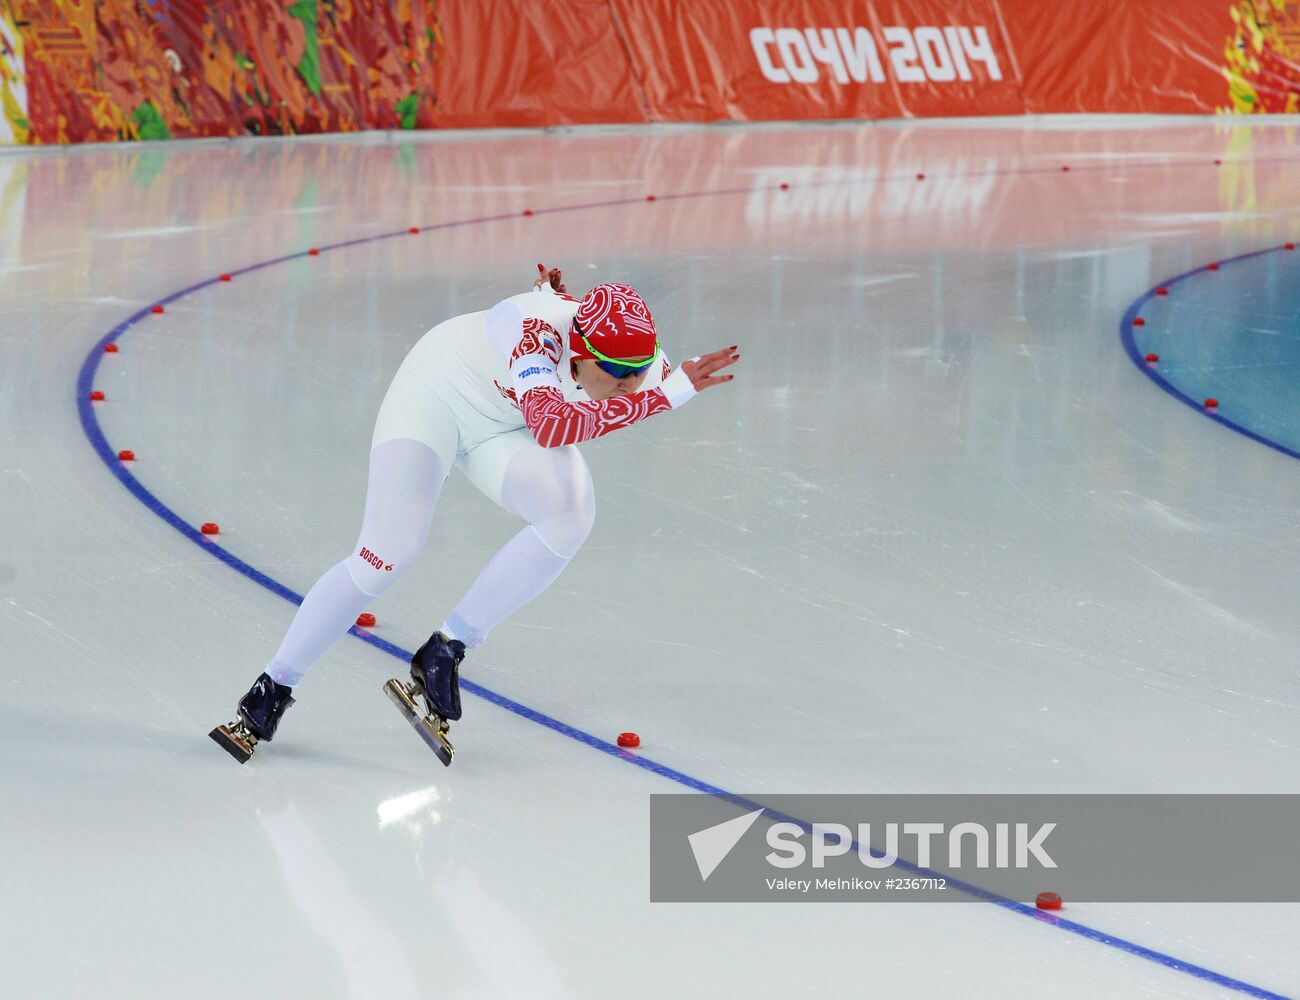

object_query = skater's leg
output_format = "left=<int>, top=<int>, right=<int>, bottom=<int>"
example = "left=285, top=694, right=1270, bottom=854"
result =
left=265, top=438, right=449, bottom=687
left=443, top=431, right=595, bottom=649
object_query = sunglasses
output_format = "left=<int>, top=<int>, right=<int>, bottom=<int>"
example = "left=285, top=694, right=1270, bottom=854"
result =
left=575, top=320, right=659, bottom=379
left=595, top=356, right=657, bottom=379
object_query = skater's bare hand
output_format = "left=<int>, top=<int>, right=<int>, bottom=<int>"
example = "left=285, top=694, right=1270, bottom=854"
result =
left=534, top=262, right=566, bottom=294
left=681, top=345, right=740, bottom=391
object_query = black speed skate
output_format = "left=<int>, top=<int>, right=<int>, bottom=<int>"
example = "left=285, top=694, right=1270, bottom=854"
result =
left=384, top=630, right=465, bottom=767
left=209, top=673, right=295, bottom=764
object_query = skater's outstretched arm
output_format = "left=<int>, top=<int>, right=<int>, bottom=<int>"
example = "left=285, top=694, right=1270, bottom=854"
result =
left=518, top=345, right=739, bottom=448
left=489, top=297, right=738, bottom=448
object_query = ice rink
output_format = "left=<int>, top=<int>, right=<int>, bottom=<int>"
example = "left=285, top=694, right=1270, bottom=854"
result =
left=3, top=116, right=1299, bottom=998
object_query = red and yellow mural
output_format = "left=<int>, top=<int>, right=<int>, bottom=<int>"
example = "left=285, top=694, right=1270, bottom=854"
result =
left=1225, top=0, right=1300, bottom=113
left=1, top=0, right=441, bottom=143
left=2, top=0, right=1299, bottom=145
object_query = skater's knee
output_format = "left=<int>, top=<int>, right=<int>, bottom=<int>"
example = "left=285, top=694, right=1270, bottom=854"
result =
left=500, top=445, right=595, bottom=558
left=532, top=482, right=595, bottom=558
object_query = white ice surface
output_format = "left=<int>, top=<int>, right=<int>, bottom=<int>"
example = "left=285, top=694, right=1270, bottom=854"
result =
left=2, top=117, right=1298, bottom=999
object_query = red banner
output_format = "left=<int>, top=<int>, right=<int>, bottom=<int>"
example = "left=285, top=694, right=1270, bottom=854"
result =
left=2, top=1, right=1298, bottom=145
left=434, top=0, right=645, bottom=128
left=1002, top=0, right=1240, bottom=115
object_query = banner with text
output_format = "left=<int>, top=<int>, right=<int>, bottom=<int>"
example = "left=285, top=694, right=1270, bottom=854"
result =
left=1, top=1, right=1296, bottom=144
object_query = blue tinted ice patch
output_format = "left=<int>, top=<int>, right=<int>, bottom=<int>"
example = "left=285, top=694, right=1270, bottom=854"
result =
left=1122, top=244, right=1300, bottom=461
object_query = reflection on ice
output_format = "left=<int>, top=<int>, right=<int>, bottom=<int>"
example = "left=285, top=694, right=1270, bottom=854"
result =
left=377, top=785, right=443, bottom=830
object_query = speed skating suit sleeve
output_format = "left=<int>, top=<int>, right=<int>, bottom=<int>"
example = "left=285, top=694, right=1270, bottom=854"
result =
left=487, top=298, right=697, bottom=449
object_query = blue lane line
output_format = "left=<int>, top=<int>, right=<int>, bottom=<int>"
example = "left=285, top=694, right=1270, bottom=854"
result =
left=77, top=193, right=1288, bottom=1000
left=1120, top=243, right=1300, bottom=461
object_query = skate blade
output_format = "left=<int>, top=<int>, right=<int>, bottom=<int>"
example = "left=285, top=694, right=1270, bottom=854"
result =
left=209, top=724, right=255, bottom=764
left=385, top=679, right=455, bottom=767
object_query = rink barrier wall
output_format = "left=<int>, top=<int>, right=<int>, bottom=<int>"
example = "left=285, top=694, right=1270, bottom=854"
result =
left=77, top=173, right=1289, bottom=999
left=4, top=0, right=1298, bottom=144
